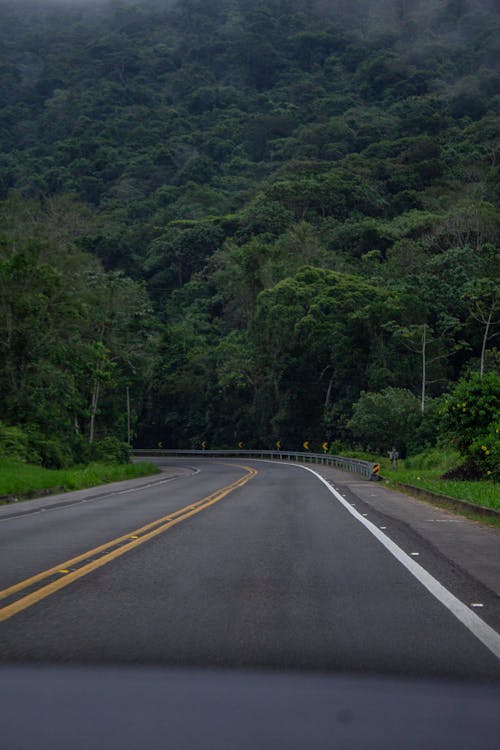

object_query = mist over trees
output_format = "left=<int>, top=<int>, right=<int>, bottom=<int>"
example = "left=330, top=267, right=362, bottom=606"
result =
left=0, top=0, right=498, bottom=473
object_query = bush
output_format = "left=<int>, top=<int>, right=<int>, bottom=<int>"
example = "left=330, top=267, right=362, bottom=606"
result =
left=468, top=425, right=500, bottom=481
left=0, top=422, right=32, bottom=462
left=404, top=448, right=460, bottom=471
left=0, top=423, right=74, bottom=467
left=0, top=423, right=131, bottom=468
left=20, top=427, right=73, bottom=469
left=347, top=387, right=422, bottom=455
left=89, top=436, right=131, bottom=464
left=33, top=437, right=73, bottom=469
left=440, top=373, right=500, bottom=480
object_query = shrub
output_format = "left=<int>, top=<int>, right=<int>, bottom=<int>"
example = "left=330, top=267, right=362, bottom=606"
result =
left=20, top=427, right=73, bottom=469
left=468, top=424, right=500, bottom=481
left=34, top=437, right=73, bottom=469
left=347, top=387, right=422, bottom=455
left=440, top=373, right=500, bottom=479
left=89, top=436, right=131, bottom=464
left=0, top=422, right=32, bottom=462
left=404, top=448, right=460, bottom=471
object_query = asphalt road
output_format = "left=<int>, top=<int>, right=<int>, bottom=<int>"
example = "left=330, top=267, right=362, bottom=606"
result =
left=1, top=458, right=499, bottom=681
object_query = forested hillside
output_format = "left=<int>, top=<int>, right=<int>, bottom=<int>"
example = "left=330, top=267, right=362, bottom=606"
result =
left=0, top=0, right=498, bottom=474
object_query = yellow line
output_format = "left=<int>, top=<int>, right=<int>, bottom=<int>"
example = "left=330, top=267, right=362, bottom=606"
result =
left=0, top=465, right=255, bottom=603
left=0, top=465, right=257, bottom=623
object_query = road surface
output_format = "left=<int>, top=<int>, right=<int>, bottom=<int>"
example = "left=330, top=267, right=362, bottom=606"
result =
left=1, top=458, right=499, bottom=680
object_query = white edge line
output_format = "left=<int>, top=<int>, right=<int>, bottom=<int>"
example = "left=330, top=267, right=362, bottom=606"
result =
left=298, top=464, right=500, bottom=661
left=198, top=455, right=499, bottom=659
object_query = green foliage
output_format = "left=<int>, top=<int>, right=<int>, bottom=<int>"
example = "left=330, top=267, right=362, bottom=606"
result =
left=403, top=449, right=461, bottom=472
left=385, top=468, right=500, bottom=512
left=0, top=457, right=158, bottom=499
left=328, top=446, right=499, bottom=512
left=0, top=421, right=76, bottom=468
left=26, top=432, right=73, bottom=470
left=0, top=0, right=498, bottom=460
left=89, top=437, right=132, bottom=465
left=0, top=422, right=31, bottom=462
left=0, top=194, right=156, bottom=456
left=347, top=388, right=422, bottom=454
left=247, top=266, right=395, bottom=443
left=440, top=373, right=500, bottom=479
left=468, top=425, right=500, bottom=481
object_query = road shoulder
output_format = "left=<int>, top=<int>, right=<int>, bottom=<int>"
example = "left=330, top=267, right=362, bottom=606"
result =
left=0, top=465, right=195, bottom=521
left=308, top=464, right=500, bottom=600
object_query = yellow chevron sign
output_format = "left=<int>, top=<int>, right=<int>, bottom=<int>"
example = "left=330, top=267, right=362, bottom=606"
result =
left=322, top=442, right=328, bottom=452
left=238, top=441, right=244, bottom=449
left=201, top=441, right=207, bottom=449
left=276, top=440, right=281, bottom=449
left=303, top=441, right=310, bottom=450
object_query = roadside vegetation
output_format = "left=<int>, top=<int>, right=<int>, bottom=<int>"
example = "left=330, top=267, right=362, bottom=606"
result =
left=0, top=422, right=158, bottom=502
left=0, top=1, right=498, bottom=494
left=339, top=447, right=499, bottom=512
left=0, top=458, right=159, bottom=501
left=384, top=457, right=499, bottom=513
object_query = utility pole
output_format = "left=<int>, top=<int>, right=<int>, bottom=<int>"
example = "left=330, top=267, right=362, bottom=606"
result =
left=126, top=386, right=131, bottom=445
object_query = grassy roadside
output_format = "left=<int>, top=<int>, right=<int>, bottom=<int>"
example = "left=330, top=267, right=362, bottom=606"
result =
left=383, top=470, right=499, bottom=511
left=340, top=449, right=499, bottom=514
left=0, top=458, right=160, bottom=501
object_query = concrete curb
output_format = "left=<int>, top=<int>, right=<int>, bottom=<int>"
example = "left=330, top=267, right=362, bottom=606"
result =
left=391, top=482, right=499, bottom=519
left=0, top=486, right=65, bottom=505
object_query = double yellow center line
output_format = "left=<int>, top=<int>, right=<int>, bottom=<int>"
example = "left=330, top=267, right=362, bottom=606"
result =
left=0, top=464, right=257, bottom=623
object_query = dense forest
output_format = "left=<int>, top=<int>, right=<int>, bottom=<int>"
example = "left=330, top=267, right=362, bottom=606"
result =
left=0, top=0, right=498, bottom=476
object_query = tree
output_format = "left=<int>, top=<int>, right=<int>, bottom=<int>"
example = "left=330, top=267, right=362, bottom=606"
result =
left=386, top=321, right=462, bottom=413
left=251, top=267, right=390, bottom=443
left=0, top=0, right=499, bottom=458
left=348, top=388, right=422, bottom=455
left=463, top=277, right=499, bottom=378
left=0, top=195, right=155, bottom=459
left=81, top=270, right=154, bottom=444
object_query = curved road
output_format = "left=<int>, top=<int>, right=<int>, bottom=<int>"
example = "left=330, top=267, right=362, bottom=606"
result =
left=1, top=458, right=499, bottom=680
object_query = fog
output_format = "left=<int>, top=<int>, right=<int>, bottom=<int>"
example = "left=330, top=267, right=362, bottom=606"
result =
left=3, top=0, right=497, bottom=23
left=1, top=0, right=497, bottom=23
left=1, top=0, right=498, bottom=65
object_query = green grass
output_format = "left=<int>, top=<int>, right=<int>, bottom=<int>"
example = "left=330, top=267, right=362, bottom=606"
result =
left=384, top=469, right=499, bottom=511
left=0, top=458, right=160, bottom=500
left=340, top=449, right=500, bottom=512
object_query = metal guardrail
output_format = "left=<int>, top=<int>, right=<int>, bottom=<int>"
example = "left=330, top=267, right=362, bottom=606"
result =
left=133, top=449, right=380, bottom=480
